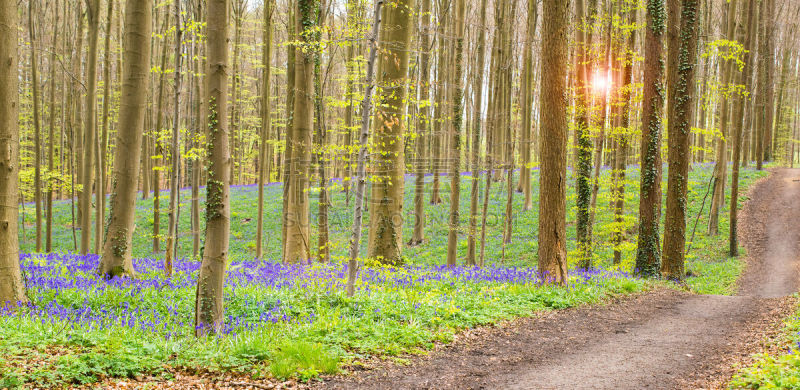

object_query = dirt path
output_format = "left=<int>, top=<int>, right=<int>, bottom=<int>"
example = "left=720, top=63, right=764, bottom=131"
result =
left=320, top=169, right=800, bottom=389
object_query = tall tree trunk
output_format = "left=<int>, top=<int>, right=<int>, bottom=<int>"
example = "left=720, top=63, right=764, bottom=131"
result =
left=707, top=0, right=737, bottom=235
left=80, top=0, right=102, bottom=255
left=519, top=0, right=538, bottom=212
left=756, top=0, right=767, bottom=170
left=613, top=8, right=636, bottom=265
left=762, top=0, right=775, bottom=162
left=634, top=0, right=666, bottom=277
left=538, top=0, right=570, bottom=284
left=445, top=0, right=466, bottom=267
left=46, top=0, right=60, bottom=252
left=0, top=0, right=27, bottom=306
left=195, top=0, right=232, bottom=336
left=96, top=0, right=114, bottom=254
left=574, top=0, right=597, bottom=270
left=29, top=0, right=43, bottom=252
left=255, top=0, right=273, bottom=259
left=662, top=0, right=700, bottom=281
left=98, top=0, right=152, bottom=278
left=366, top=0, right=416, bottom=265
left=729, top=0, right=756, bottom=258
left=283, top=0, right=317, bottom=263
left=409, top=0, right=431, bottom=247
left=465, top=0, right=489, bottom=265
left=430, top=2, right=449, bottom=206
left=166, top=0, right=184, bottom=276
left=347, top=0, right=383, bottom=296
left=152, top=13, right=170, bottom=254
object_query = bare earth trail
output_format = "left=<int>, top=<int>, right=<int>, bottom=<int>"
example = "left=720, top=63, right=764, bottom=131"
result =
left=320, top=169, right=800, bottom=390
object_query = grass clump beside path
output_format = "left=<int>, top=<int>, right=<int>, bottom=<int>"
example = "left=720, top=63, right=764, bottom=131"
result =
left=730, top=295, right=800, bottom=389
left=0, top=254, right=648, bottom=387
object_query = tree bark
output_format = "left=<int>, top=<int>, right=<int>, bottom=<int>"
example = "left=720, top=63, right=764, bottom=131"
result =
left=538, top=0, right=570, bottom=284
left=729, top=0, right=755, bottom=258
left=465, top=0, right=489, bottom=265
left=366, top=0, right=416, bottom=265
left=98, top=0, right=152, bottom=278
left=662, top=0, right=701, bottom=281
left=0, top=0, right=28, bottom=306
left=707, top=0, right=737, bottom=235
left=80, top=0, right=102, bottom=255
left=29, top=0, right=43, bottom=253
left=255, top=0, right=273, bottom=259
left=195, top=0, right=231, bottom=336
left=445, top=0, right=466, bottom=267
left=283, top=0, right=317, bottom=263
left=634, top=0, right=666, bottom=277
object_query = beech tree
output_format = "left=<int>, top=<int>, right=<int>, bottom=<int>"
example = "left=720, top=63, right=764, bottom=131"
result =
left=634, top=0, right=666, bottom=277
left=98, top=0, right=153, bottom=278
left=366, top=0, right=416, bottom=264
left=195, top=0, right=232, bottom=335
left=538, top=0, right=570, bottom=284
left=0, top=0, right=27, bottom=306
left=662, top=0, right=701, bottom=280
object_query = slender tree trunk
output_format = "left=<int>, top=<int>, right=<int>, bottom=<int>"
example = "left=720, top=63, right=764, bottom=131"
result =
left=708, top=0, right=737, bottom=235
left=519, top=0, right=538, bottom=212
left=729, top=0, right=756, bottom=258
left=45, top=0, right=60, bottom=252
left=347, top=0, right=383, bottom=296
left=165, top=0, right=183, bottom=276
left=409, top=0, right=431, bottom=247
left=283, top=0, right=317, bottom=263
left=29, top=0, right=43, bottom=252
left=80, top=0, right=102, bottom=255
left=195, top=0, right=231, bottom=336
left=574, top=0, right=597, bottom=269
left=95, top=0, right=114, bottom=254
left=98, top=0, right=152, bottom=278
left=538, top=0, right=570, bottom=284
left=634, top=0, right=666, bottom=277
left=255, top=0, right=273, bottom=259
left=763, top=0, right=775, bottom=162
left=152, top=13, right=170, bottom=254
left=0, top=0, right=27, bottom=306
left=445, top=0, right=466, bottom=267
left=613, top=8, right=636, bottom=265
left=465, top=0, right=489, bottom=265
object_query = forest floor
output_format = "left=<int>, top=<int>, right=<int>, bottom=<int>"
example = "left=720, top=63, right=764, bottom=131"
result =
left=318, top=168, right=800, bottom=390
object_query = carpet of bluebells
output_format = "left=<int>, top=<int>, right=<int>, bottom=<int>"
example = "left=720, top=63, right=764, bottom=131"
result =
left=1, top=164, right=768, bottom=386
left=1, top=252, right=647, bottom=386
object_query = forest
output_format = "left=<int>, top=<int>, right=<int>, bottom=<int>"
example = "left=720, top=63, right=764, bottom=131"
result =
left=1, top=0, right=800, bottom=387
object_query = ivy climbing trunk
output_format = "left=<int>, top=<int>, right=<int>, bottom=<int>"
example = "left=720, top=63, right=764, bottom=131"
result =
left=661, top=0, right=700, bottom=281
left=634, top=0, right=666, bottom=277
left=195, top=0, right=231, bottom=336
